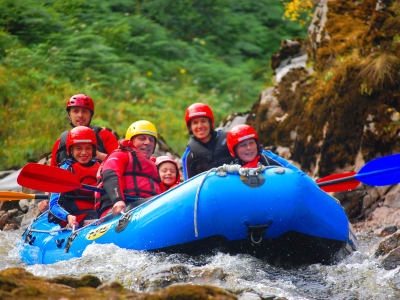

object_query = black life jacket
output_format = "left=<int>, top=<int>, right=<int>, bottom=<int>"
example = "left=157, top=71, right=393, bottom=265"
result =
left=187, top=130, right=233, bottom=176
left=55, top=125, right=106, bottom=167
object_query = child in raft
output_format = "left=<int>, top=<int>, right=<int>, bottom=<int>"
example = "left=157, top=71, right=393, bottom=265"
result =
left=154, top=156, right=181, bottom=193
left=226, top=124, right=299, bottom=170
left=48, top=126, right=100, bottom=228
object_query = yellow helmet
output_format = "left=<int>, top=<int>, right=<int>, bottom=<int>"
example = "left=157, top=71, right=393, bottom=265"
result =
left=125, top=120, right=158, bottom=141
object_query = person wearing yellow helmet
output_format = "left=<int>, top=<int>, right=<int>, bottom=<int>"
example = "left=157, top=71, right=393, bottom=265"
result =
left=125, top=120, right=158, bottom=159
left=95, top=120, right=161, bottom=218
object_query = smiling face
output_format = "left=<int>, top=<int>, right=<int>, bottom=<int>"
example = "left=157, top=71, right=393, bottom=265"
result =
left=158, top=162, right=177, bottom=185
left=71, top=143, right=93, bottom=164
left=131, top=134, right=156, bottom=159
left=236, top=139, right=258, bottom=163
left=68, top=107, right=92, bottom=127
left=190, top=117, right=211, bottom=143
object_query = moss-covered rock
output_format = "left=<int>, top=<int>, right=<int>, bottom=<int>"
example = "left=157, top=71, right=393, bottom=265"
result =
left=249, top=0, right=400, bottom=177
left=0, top=268, right=238, bottom=300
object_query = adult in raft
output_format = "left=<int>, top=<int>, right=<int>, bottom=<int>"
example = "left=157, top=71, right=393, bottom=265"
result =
left=50, top=94, right=118, bottom=167
left=182, top=103, right=233, bottom=180
left=95, top=120, right=161, bottom=218
left=226, top=124, right=299, bottom=170
left=48, top=126, right=100, bottom=228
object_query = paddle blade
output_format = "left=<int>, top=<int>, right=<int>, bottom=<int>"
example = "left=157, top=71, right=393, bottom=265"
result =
left=316, top=172, right=360, bottom=192
left=356, top=154, right=400, bottom=186
left=17, top=163, right=81, bottom=193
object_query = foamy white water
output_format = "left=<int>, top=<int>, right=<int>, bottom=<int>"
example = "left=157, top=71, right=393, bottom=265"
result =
left=1, top=229, right=399, bottom=300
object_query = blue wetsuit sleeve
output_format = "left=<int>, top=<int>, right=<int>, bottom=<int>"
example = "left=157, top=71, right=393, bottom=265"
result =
left=182, top=146, right=190, bottom=181
left=263, top=150, right=301, bottom=172
left=49, top=162, right=71, bottom=222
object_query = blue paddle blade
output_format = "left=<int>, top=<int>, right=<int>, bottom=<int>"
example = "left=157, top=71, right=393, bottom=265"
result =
left=355, top=154, right=400, bottom=186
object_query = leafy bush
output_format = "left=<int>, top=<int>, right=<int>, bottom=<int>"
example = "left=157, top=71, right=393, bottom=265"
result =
left=0, top=0, right=306, bottom=169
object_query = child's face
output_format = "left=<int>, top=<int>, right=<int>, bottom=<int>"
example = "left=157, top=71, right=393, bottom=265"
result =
left=71, top=143, right=93, bottom=164
left=158, top=162, right=177, bottom=185
left=236, top=139, right=258, bottom=163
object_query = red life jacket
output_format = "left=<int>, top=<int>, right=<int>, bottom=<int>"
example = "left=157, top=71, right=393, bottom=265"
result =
left=121, top=143, right=160, bottom=197
left=95, top=140, right=160, bottom=216
left=60, top=160, right=100, bottom=225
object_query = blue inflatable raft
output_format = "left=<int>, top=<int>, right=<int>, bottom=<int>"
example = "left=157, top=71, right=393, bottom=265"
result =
left=20, top=165, right=357, bottom=265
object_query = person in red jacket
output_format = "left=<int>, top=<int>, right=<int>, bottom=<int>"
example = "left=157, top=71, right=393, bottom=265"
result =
left=96, top=120, right=161, bottom=218
left=50, top=94, right=118, bottom=167
left=155, top=156, right=181, bottom=193
left=48, top=126, right=100, bottom=228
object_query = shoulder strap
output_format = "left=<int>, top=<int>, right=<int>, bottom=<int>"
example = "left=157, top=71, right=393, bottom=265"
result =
left=120, top=146, right=142, bottom=171
left=55, top=130, right=70, bottom=166
left=90, top=125, right=106, bottom=154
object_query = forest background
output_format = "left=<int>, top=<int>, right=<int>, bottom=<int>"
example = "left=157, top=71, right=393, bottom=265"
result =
left=0, top=0, right=310, bottom=170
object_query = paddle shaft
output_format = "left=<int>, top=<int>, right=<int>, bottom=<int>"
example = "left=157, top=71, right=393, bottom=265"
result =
left=81, top=184, right=141, bottom=201
left=317, top=167, right=400, bottom=187
left=317, top=175, right=357, bottom=187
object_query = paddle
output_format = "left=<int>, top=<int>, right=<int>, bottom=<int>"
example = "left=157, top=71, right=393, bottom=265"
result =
left=17, top=163, right=138, bottom=201
left=0, top=191, right=48, bottom=202
left=317, top=153, right=400, bottom=192
left=0, top=191, right=95, bottom=202
left=316, top=172, right=359, bottom=192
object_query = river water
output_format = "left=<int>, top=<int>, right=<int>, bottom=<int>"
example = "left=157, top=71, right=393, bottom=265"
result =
left=1, top=229, right=399, bottom=299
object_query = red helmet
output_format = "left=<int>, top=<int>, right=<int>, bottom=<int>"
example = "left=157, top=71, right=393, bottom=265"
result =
left=66, top=94, right=94, bottom=115
left=185, top=103, right=214, bottom=131
left=66, top=126, right=97, bottom=157
left=227, top=124, right=259, bottom=158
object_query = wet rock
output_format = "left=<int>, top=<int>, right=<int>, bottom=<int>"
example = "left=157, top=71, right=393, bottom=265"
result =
left=379, top=226, right=398, bottom=237
left=353, top=207, right=400, bottom=234
left=49, top=274, right=102, bottom=288
left=0, top=209, right=22, bottom=231
left=271, top=39, right=304, bottom=70
left=389, top=270, right=400, bottom=291
left=2, top=223, right=20, bottom=231
left=138, top=265, right=191, bottom=290
left=192, top=267, right=228, bottom=283
left=334, top=189, right=366, bottom=218
left=0, top=267, right=240, bottom=300
left=154, top=284, right=237, bottom=300
left=383, top=184, right=400, bottom=209
left=381, top=247, right=400, bottom=270
left=373, top=231, right=400, bottom=257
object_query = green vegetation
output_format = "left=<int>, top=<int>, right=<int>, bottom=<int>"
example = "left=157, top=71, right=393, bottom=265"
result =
left=0, top=0, right=305, bottom=169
